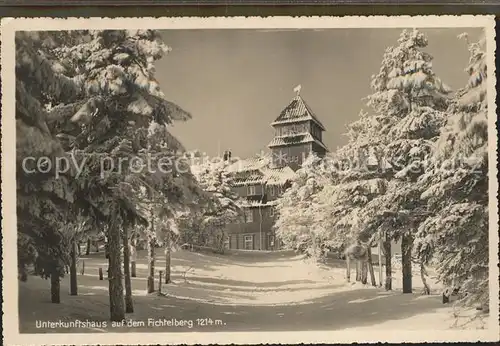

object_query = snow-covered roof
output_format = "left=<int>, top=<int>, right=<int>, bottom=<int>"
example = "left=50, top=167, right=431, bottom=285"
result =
left=261, top=166, right=296, bottom=186
left=226, top=154, right=296, bottom=187
left=226, top=154, right=271, bottom=173
left=267, top=132, right=328, bottom=151
left=271, top=95, right=326, bottom=131
left=232, top=170, right=266, bottom=186
left=239, top=199, right=279, bottom=208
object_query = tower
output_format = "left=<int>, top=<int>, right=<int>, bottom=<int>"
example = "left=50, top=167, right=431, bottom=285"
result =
left=267, top=86, right=328, bottom=171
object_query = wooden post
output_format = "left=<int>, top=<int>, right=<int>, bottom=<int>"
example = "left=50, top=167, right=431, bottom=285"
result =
left=159, top=271, right=163, bottom=294
left=131, top=262, right=137, bottom=278
left=81, top=260, right=85, bottom=275
left=86, top=238, right=91, bottom=255
left=99, top=267, right=103, bottom=280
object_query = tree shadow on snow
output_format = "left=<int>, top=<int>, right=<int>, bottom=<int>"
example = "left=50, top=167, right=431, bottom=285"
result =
left=19, top=277, right=449, bottom=334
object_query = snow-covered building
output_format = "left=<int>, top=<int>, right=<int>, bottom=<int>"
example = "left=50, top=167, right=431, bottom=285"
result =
left=222, top=89, right=329, bottom=250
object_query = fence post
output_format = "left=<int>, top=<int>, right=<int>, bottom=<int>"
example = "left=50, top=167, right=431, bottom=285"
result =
left=98, top=267, right=103, bottom=280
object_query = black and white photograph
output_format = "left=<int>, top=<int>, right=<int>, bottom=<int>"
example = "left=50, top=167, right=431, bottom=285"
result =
left=1, top=16, right=499, bottom=345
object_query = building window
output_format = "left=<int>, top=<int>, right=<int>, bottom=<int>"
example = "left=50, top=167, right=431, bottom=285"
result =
left=244, top=209, right=253, bottom=223
left=247, top=185, right=257, bottom=196
left=244, top=235, right=253, bottom=250
left=269, top=207, right=275, bottom=217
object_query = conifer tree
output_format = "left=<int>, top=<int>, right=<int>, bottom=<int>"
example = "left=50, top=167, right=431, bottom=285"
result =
left=44, top=30, right=197, bottom=320
left=192, top=158, right=242, bottom=253
left=414, top=34, right=489, bottom=311
left=358, top=29, right=451, bottom=293
left=274, top=154, right=335, bottom=259
left=16, top=31, right=81, bottom=302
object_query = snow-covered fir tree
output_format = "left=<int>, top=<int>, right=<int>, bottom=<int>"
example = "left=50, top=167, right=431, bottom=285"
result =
left=360, top=28, right=451, bottom=222
left=413, top=33, right=489, bottom=311
left=25, top=30, right=198, bottom=320
left=16, top=31, right=82, bottom=302
left=351, top=29, right=452, bottom=292
left=314, top=109, right=390, bottom=252
left=274, top=154, right=336, bottom=259
left=191, top=158, right=242, bottom=253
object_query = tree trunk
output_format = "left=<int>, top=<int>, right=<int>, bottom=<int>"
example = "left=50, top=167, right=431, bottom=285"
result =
left=50, top=267, right=61, bottom=304
left=355, top=261, right=362, bottom=282
left=95, top=240, right=99, bottom=252
left=70, top=240, right=78, bottom=296
left=78, top=242, right=81, bottom=256
left=130, top=238, right=137, bottom=278
left=420, top=262, right=430, bottom=295
left=346, top=257, right=351, bottom=282
left=378, top=237, right=383, bottom=287
left=86, top=238, right=91, bottom=255
left=147, top=236, right=155, bottom=293
left=107, top=219, right=125, bottom=321
left=367, top=247, right=377, bottom=287
left=361, top=261, right=368, bottom=284
left=165, top=237, right=171, bottom=284
left=383, top=239, right=392, bottom=290
left=402, top=233, right=413, bottom=294
left=122, top=226, right=133, bottom=313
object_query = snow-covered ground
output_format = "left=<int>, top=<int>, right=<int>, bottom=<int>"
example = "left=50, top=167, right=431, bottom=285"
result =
left=18, top=249, right=488, bottom=333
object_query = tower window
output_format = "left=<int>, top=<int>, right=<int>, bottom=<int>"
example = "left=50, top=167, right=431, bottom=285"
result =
left=247, top=185, right=257, bottom=195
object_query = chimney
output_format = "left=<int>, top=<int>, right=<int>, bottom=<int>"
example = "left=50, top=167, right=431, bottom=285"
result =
left=223, top=149, right=232, bottom=161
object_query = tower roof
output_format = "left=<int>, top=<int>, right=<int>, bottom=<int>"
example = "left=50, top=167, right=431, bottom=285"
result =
left=267, top=132, right=328, bottom=150
left=271, top=95, right=326, bottom=131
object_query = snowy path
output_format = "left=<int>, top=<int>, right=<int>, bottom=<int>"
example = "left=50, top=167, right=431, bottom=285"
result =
left=18, top=250, right=472, bottom=333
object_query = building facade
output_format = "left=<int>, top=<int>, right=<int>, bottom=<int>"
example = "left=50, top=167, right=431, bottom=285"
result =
left=223, top=90, right=328, bottom=251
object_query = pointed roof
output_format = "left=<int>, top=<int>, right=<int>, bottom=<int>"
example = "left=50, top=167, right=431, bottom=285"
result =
left=271, top=95, right=326, bottom=131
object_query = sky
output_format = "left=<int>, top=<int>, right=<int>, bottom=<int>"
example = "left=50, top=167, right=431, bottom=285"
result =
left=155, top=28, right=483, bottom=159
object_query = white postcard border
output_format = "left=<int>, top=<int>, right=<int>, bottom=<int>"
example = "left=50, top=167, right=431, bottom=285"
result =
left=1, top=15, right=498, bottom=345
